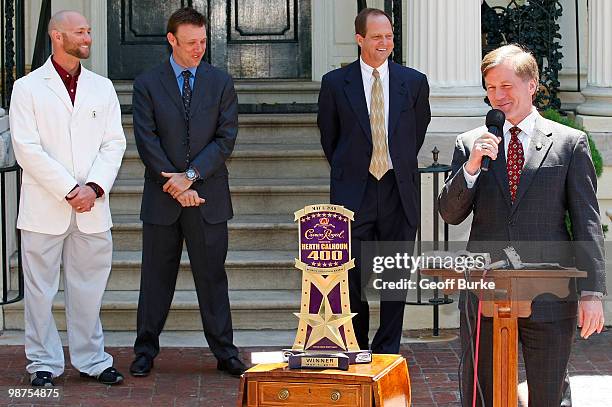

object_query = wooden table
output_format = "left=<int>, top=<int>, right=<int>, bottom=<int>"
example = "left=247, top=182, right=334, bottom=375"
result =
left=237, top=354, right=410, bottom=406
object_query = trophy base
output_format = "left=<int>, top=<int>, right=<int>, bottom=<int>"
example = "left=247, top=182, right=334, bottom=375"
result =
left=283, top=349, right=373, bottom=369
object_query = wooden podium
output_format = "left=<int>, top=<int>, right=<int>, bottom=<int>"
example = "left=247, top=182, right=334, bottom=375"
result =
left=421, top=268, right=586, bottom=407
left=238, top=354, right=410, bottom=406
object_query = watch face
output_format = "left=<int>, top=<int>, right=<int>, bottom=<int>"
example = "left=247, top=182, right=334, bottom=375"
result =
left=186, top=169, right=196, bottom=180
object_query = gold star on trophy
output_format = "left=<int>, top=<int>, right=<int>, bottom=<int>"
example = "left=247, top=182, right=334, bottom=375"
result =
left=295, top=296, right=356, bottom=350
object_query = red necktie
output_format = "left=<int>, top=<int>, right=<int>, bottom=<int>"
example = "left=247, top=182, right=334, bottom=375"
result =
left=506, top=126, right=524, bottom=202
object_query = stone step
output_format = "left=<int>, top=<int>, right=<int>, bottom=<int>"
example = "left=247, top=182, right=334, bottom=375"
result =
left=2, top=288, right=460, bottom=332
left=3, top=289, right=303, bottom=331
left=9, top=250, right=301, bottom=292
left=115, top=80, right=320, bottom=107
left=118, top=143, right=328, bottom=180
left=109, top=177, right=330, bottom=216
left=120, top=113, right=320, bottom=146
left=111, top=214, right=298, bottom=251
left=0, top=329, right=302, bottom=348
left=109, top=250, right=300, bottom=291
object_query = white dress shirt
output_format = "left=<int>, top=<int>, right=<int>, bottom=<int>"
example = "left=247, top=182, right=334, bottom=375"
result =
left=360, top=57, right=393, bottom=169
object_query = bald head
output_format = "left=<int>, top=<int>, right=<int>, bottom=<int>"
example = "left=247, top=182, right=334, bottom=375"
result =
left=48, top=10, right=92, bottom=61
left=48, top=10, right=88, bottom=35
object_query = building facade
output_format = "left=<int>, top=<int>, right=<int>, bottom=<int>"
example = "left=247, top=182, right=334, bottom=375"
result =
left=1, top=0, right=610, bottom=332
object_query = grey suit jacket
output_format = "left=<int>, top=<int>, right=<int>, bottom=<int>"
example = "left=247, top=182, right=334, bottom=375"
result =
left=439, top=115, right=606, bottom=320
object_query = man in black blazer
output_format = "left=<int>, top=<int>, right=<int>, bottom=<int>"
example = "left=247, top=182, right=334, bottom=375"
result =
left=439, top=45, right=606, bottom=406
left=130, top=7, right=246, bottom=377
left=317, top=8, right=431, bottom=354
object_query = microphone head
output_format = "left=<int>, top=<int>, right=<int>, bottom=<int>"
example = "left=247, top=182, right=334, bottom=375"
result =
left=485, top=109, right=506, bottom=130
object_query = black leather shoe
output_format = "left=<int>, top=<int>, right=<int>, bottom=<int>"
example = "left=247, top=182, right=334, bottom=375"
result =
left=80, top=366, right=124, bottom=385
left=130, top=354, right=153, bottom=377
left=30, top=371, right=54, bottom=387
left=217, top=356, right=247, bottom=376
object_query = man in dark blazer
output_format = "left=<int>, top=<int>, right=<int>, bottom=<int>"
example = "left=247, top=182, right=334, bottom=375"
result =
left=130, top=7, right=246, bottom=377
left=439, top=45, right=606, bottom=406
left=317, top=8, right=431, bottom=354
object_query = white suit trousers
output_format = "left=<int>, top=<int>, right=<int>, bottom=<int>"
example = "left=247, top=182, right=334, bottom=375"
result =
left=21, top=211, right=113, bottom=377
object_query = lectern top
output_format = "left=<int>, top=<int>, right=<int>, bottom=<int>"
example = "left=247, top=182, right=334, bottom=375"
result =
left=420, top=268, right=587, bottom=279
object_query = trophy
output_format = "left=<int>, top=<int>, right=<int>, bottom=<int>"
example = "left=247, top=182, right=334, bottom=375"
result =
left=284, top=204, right=372, bottom=369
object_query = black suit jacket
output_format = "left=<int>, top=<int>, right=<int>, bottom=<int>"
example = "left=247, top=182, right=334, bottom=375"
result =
left=317, top=60, right=430, bottom=226
left=439, top=116, right=606, bottom=321
left=133, top=61, right=237, bottom=225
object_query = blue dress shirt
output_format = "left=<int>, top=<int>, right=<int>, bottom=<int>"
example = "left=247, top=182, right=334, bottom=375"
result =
left=169, top=55, right=197, bottom=95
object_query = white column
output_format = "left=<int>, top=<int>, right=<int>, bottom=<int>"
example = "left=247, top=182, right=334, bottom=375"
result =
left=557, top=0, right=588, bottom=93
left=576, top=0, right=612, bottom=117
left=86, top=0, right=108, bottom=76
left=311, top=0, right=331, bottom=81
left=406, top=0, right=487, bottom=116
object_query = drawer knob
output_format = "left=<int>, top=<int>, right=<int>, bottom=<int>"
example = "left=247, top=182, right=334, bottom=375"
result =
left=330, top=390, right=341, bottom=401
left=278, top=389, right=290, bottom=400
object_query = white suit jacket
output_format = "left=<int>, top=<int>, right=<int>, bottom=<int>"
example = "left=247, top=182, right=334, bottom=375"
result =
left=9, top=57, right=126, bottom=235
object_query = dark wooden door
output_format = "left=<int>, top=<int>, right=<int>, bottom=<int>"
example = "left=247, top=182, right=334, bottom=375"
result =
left=108, top=0, right=311, bottom=80
left=108, top=0, right=209, bottom=79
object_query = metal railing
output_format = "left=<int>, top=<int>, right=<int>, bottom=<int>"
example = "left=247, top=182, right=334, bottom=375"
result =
left=2, top=0, right=25, bottom=109
left=408, top=149, right=454, bottom=339
left=482, top=0, right=566, bottom=110
left=1, top=0, right=50, bottom=306
left=1, top=164, right=22, bottom=305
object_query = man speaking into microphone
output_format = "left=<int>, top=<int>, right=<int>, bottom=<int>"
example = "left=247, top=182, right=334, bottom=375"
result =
left=439, top=44, right=606, bottom=406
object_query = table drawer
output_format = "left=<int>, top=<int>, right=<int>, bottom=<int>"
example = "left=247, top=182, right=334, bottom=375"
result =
left=258, top=381, right=362, bottom=406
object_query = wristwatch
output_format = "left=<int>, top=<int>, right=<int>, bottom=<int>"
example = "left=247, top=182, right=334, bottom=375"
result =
left=185, top=166, right=199, bottom=182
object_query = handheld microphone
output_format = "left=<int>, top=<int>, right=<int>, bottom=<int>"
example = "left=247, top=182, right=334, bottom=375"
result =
left=481, top=109, right=506, bottom=172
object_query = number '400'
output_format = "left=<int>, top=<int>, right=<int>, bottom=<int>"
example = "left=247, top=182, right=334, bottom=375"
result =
left=307, top=250, right=342, bottom=261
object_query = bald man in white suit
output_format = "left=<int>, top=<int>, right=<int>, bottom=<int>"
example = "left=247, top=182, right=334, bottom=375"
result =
left=9, top=11, right=126, bottom=386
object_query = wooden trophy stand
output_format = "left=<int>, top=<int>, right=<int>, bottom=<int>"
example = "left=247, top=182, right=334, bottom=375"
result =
left=420, top=268, right=586, bottom=407
left=238, top=354, right=410, bottom=406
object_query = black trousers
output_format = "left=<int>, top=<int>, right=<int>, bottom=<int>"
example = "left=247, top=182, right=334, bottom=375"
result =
left=134, top=207, right=238, bottom=361
left=349, top=171, right=416, bottom=354
left=460, top=310, right=575, bottom=407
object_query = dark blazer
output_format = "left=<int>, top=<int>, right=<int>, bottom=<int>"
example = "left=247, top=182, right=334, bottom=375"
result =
left=317, top=60, right=430, bottom=226
left=439, top=116, right=606, bottom=321
left=133, top=61, right=237, bottom=225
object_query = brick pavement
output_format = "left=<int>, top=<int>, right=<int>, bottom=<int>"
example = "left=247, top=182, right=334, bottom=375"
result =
left=0, top=329, right=610, bottom=406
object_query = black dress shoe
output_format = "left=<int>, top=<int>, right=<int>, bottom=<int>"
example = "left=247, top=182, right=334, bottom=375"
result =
left=130, top=354, right=153, bottom=377
left=217, top=356, right=247, bottom=376
left=30, top=371, right=54, bottom=387
left=80, top=367, right=124, bottom=385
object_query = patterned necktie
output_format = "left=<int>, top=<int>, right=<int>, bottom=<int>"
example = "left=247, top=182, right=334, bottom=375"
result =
left=506, top=126, right=524, bottom=202
left=181, top=70, right=192, bottom=165
left=368, top=69, right=390, bottom=180
left=181, top=70, right=192, bottom=120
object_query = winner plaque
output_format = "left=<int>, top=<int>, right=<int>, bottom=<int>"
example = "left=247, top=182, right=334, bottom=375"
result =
left=285, top=204, right=372, bottom=369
